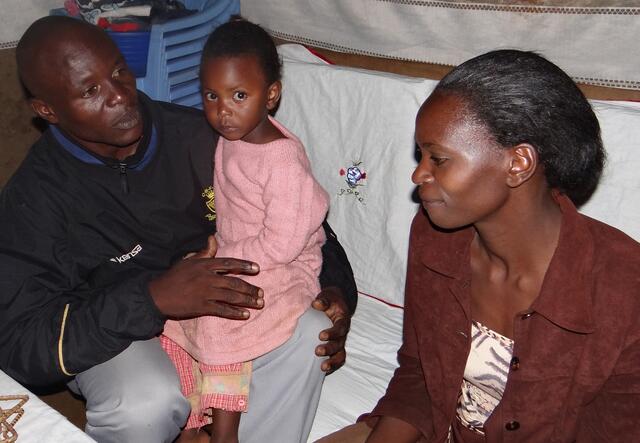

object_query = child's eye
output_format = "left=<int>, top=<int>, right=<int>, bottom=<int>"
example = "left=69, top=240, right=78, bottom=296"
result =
left=204, top=92, right=217, bottom=101
left=82, top=85, right=99, bottom=98
left=233, top=91, right=247, bottom=101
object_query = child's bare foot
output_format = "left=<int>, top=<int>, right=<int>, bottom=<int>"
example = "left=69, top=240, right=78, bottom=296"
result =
left=175, top=428, right=210, bottom=443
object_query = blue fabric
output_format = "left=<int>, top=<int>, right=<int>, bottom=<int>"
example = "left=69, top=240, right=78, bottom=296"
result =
left=50, top=124, right=157, bottom=171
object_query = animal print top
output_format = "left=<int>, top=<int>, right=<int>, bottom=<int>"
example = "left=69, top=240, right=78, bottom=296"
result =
left=456, top=321, right=514, bottom=435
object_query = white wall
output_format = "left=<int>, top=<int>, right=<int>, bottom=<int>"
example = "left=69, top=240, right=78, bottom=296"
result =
left=1, top=0, right=62, bottom=47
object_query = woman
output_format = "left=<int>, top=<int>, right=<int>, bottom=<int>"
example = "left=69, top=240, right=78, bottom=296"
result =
left=323, top=50, right=640, bottom=442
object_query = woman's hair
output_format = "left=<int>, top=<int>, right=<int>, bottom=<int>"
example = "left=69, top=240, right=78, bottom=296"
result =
left=201, top=18, right=281, bottom=85
left=433, top=49, right=605, bottom=206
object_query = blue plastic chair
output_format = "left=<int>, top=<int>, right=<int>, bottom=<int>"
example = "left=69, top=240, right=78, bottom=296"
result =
left=136, top=0, right=239, bottom=109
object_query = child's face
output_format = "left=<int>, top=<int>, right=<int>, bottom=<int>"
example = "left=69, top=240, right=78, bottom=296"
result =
left=200, top=55, right=280, bottom=144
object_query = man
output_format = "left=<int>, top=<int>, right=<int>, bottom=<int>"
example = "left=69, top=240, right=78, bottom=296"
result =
left=0, top=16, right=356, bottom=443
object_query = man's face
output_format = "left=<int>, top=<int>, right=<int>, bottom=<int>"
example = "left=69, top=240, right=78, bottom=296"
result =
left=32, top=34, right=142, bottom=159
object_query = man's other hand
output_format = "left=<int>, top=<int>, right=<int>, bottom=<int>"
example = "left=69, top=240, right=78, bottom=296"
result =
left=312, top=287, right=352, bottom=374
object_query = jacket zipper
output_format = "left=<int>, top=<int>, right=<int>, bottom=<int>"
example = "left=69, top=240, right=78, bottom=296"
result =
left=118, top=163, right=129, bottom=194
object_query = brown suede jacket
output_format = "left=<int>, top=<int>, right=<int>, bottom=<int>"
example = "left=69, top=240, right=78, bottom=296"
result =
left=367, top=194, right=640, bottom=442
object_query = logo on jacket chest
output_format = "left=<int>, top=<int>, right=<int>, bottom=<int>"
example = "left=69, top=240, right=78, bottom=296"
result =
left=202, top=186, right=216, bottom=221
left=110, top=244, right=143, bottom=263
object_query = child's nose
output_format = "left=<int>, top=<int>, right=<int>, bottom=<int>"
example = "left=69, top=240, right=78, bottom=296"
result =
left=218, top=102, right=232, bottom=117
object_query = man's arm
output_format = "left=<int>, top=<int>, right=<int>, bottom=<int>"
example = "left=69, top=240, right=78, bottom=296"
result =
left=312, top=221, right=358, bottom=373
left=319, top=220, right=358, bottom=314
left=0, top=189, right=262, bottom=387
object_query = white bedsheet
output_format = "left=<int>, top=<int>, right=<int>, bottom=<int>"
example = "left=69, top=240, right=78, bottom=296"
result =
left=0, top=370, right=96, bottom=443
left=308, top=294, right=404, bottom=442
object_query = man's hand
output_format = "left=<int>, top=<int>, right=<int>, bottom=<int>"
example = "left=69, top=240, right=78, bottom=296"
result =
left=312, top=286, right=352, bottom=374
left=149, top=235, right=263, bottom=320
left=183, top=235, right=218, bottom=260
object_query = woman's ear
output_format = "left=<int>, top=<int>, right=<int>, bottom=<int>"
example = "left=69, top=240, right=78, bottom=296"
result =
left=266, top=80, right=282, bottom=111
left=30, top=98, right=59, bottom=124
left=506, top=143, right=538, bottom=188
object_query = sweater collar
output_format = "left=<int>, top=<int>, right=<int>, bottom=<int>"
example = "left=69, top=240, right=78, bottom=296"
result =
left=419, top=193, right=595, bottom=333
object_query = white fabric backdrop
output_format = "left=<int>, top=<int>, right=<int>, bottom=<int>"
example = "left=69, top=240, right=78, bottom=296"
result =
left=0, top=1, right=61, bottom=48
left=243, top=0, right=640, bottom=90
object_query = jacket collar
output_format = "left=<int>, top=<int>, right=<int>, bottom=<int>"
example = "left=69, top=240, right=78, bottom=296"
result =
left=531, top=194, right=595, bottom=333
left=47, top=92, right=157, bottom=171
left=419, top=193, right=595, bottom=333
left=418, top=214, right=474, bottom=281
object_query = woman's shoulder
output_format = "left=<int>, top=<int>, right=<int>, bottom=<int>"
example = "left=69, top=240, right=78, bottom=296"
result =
left=581, top=214, right=640, bottom=269
left=578, top=215, right=640, bottom=317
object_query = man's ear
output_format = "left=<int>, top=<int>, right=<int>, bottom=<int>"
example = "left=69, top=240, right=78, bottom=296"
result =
left=506, top=143, right=538, bottom=188
left=30, top=98, right=59, bottom=124
left=266, top=80, right=282, bottom=111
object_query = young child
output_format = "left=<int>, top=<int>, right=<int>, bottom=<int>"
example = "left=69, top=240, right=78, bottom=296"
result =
left=161, top=20, right=330, bottom=443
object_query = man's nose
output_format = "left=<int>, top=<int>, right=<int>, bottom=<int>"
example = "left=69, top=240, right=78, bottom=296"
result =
left=106, top=80, right=129, bottom=107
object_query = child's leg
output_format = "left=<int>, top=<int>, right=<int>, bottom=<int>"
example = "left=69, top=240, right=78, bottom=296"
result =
left=175, top=428, right=210, bottom=443
left=159, top=335, right=213, bottom=430
left=209, top=409, right=241, bottom=443
left=238, top=307, right=332, bottom=443
left=198, top=361, right=251, bottom=442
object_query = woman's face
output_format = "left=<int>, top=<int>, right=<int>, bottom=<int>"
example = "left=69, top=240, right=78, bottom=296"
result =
left=412, top=93, right=512, bottom=230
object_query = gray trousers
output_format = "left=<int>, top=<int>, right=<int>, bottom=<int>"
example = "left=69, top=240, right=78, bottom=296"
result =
left=69, top=307, right=331, bottom=443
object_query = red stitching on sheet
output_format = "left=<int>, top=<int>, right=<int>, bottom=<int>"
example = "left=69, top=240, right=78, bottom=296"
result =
left=358, top=291, right=405, bottom=309
left=304, top=45, right=335, bottom=64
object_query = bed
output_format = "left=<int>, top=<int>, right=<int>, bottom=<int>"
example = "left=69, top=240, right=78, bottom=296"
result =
left=270, top=44, right=640, bottom=442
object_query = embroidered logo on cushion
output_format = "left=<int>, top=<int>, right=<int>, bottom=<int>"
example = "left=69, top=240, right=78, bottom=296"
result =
left=338, top=161, right=367, bottom=204
left=202, top=186, right=216, bottom=221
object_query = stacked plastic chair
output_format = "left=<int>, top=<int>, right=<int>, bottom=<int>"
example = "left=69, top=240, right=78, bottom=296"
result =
left=136, top=0, right=239, bottom=109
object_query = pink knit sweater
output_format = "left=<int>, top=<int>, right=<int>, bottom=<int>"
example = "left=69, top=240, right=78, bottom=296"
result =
left=164, top=117, right=329, bottom=365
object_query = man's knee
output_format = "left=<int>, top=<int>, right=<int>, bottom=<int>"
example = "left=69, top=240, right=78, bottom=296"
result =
left=85, top=379, right=189, bottom=443
left=77, top=339, right=190, bottom=442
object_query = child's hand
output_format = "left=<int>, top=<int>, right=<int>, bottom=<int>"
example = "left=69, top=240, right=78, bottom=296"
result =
left=184, top=235, right=218, bottom=259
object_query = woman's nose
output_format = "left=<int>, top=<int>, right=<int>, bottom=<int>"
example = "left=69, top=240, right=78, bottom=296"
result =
left=412, top=159, right=434, bottom=185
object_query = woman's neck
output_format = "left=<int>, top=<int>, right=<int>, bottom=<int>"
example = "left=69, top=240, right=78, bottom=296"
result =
left=472, top=187, right=563, bottom=283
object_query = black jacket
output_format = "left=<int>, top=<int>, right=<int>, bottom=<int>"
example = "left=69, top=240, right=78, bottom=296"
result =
left=0, top=93, right=356, bottom=387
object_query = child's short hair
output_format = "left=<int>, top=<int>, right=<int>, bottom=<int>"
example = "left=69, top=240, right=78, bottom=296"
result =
left=202, top=19, right=281, bottom=84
